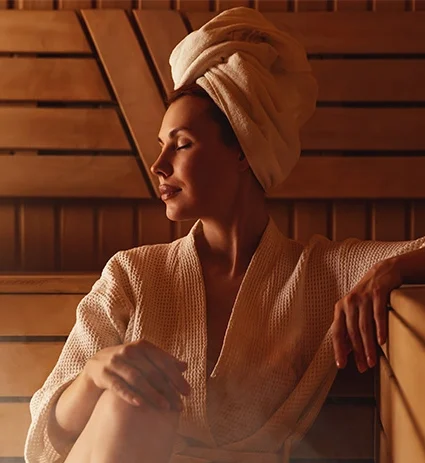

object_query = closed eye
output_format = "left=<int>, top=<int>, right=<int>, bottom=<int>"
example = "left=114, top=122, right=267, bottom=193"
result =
left=176, top=144, right=191, bottom=151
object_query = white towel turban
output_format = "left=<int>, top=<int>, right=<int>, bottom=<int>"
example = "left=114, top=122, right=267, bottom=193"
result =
left=169, top=7, right=317, bottom=192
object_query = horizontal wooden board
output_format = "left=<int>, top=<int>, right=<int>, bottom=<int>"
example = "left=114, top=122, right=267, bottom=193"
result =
left=390, top=285, right=425, bottom=341
left=187, top=12, right=425, bottom=53
left=0, top=294, right=82, bottom=336
left=0, top=107, right=130, bottom=151
left=311, top=59, right=425, bottom=102
left=302, top=108, right=425, bottom=151
left=0, top=11, right=91, bottom=53
left=0, top=58, right=111, bottom=102
left=0, top=403, right=30, bottom=458
left=0, top=156, right=150, bottom=198
left=0, top=274, right=98, bottom=294
left=268, top=157, right=425, bottom=199
left=379, top=355, right=425, bottom=463
left=0, top=401, right=373, bottom=459
left=0, top=342, right=64, bottom=396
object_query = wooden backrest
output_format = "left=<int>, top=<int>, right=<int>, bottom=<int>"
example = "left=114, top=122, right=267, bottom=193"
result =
left=0, top=274, right=374, bottom=462
left=379, top=286, right=425, bottom=463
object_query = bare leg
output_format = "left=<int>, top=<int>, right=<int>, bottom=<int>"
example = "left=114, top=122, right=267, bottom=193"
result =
left=65, top=390, right=179, bottom=463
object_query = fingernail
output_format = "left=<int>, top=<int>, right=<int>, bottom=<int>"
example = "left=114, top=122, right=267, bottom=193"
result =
left=336, top=360, right=341, bottom=368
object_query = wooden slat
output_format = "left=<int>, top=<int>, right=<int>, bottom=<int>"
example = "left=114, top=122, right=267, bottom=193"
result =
left=302, top=108, right=425, bottom=151
left=0, top=58, right=111, bottom=102
left=0, top=200, right=17, bottom=271
left=0, top=107, right=130, bottom=151
left=0, top=342, right=64, bottom=396
left=292, top=403, right=375, bottom=459
left=0, top=403, right=30, bottom=458
left=60, top=203, right=97, bottom=271
left=173, top=219, right=197, bottom=239
left=335, top=0, right=369, bottom=11
left=329, top=355, right=374, bottom=397
left=311, top=60, right=425, bottom=102
left=412, top=201, right=425, bottom=239
left=215, top=0, right=250, bottom=10
left=20, top=202, right=56, bottom=272
left=0, top=156, right=150, bottom=198
left=374, top=0, right=407, bottom=11
left=332, top=200, right=368, bottom=240
left=136, top=201, right=172, bottom=245
left=0, top=294, right=81, bottom=335
left=133, top=10, right=188, bottom=96
left=96, top=0, right=133, bottom=7
left=255, top=0, right=291, bottom=11
left=17, top=0, right=54, bottom=9
left=57, top=0, right=92, bottom=8
left=135, top=0, right=171, bottom=9
left=176, top=0, right=211, bottom=11
left=268, top=157, right=425, bottom=199
left=267, top=200, right=292, bottom=237
left=294, top=0, right=331, bottom=11
left=187, top=12, right=425, bottom=53
left=371, top=201, right=407, bottom=241
left=293, top=201, right=329, bottom=242
left=0, top=11, right=91, bottom=53
left=83, top=10, right=165, bottom=198
left=0, top=274, right=98, bottom=294
left=97, top=203, right=135, bottom=268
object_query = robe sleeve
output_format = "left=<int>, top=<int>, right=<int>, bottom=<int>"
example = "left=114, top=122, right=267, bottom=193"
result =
left=24, top=251, right=135, bottom=463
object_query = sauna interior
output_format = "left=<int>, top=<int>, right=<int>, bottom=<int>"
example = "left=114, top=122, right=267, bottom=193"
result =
left=0, top=0, right=424, bottom=462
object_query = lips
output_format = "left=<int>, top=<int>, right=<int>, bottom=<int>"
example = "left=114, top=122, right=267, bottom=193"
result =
left=159, top=184, right=182, bottom=201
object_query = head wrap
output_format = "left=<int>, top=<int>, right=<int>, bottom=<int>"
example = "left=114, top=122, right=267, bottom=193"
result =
left=169, top=7, right=317, bottom=192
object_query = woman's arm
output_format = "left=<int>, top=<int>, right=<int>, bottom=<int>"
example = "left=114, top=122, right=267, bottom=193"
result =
left=392, top=246, right=425, bottom=284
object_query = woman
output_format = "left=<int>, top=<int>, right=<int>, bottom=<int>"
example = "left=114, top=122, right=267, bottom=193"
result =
left=25, top=7, right=425, bottom=463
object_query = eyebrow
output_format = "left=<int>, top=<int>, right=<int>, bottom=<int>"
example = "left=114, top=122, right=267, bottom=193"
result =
left=157, top=126, right=192, bottom=144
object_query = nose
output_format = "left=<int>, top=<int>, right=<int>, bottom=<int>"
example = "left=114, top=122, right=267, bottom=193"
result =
left=150, top=149, right=172, bottom=178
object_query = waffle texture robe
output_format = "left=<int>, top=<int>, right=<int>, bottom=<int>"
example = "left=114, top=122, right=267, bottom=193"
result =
left=25, top=218, right=425, bottom=463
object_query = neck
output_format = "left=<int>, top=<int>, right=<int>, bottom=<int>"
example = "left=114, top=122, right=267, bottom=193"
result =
left=195, top=194, right=269, bottom=278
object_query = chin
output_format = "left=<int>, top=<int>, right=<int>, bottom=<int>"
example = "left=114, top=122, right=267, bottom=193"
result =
left=165, top=204, right=198, bottom=223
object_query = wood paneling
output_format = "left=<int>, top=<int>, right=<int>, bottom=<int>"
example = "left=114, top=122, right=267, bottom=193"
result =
left=176, top=0, right=211, bottom=11
left=332, top=201, right=368, bottom=241
left=267, top=200, right=292, bottom=237
left=293, top=201, right=329, bottom=242
left=412, top=201, right=425, bottom=239
left=294, top=0, right=332, bottom=12
left=311, top=60, right=425, bottom=102
left=17, top=0, right=54, bottom=9
left=0, top=274, right=98, bottom=293
left=334, top=0, right=370, bottom=11
left=0, top=294, right=81, bottom=335
left=0, top=403, right=30, bottom=458
left=57, top=0, right=92, bottom=8
left=136, top=201, right=172, bottom=245
left=83, top=10, right=165, bottom=198
left=255, top=0, right=291, bottom=12
left=0, top=11, right=91, bottom=53
left=134, top=10, right=188, bottom=96
left=330, top=355, right=374, bottom=397
left=0, top=156, right=150, bottom=199
left=371, top=201, right=407, bottom=241
left=0, top=58, right=111, bottom=102
left=215, top=0, right=250, bottom=10
left=135, top=0, right=171, bottom=9
left=96, top=0, right=133, bottom=8
left=0, top=200, right=17, bottom=271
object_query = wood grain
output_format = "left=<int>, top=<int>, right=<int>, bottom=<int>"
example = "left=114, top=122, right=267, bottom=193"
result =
left=0, top=274, right=98, bottom=294
left=83, top=9, right=165, bottom=197
left=16, top=0, right=54, bottom=9
left=136, top=201, right=172, bottom=245
left=57, top=0, right=92, bottom=8
left=0, top=156, right=150, bottom=199
left=267, top=200, right=292, bottom=237
left=176, top=0, right=211, bottom=11
left=371, top=200, right=407, bottom=241
left=332, top=200, right=368, bottom=240
left=412, top=201, right=425, bottom=239
left=0, top=200, right=17, bottom=271
left=255, top=0, right=291, bottom=11
left=215, top=0, right=250, bottom=10
left=0, top=11, right=91, bottom=53
left=293, top=201, right=329, bottom=243
left=0, top=403, right=30, bottom=457
left=0, top=58, right=111, bottom=101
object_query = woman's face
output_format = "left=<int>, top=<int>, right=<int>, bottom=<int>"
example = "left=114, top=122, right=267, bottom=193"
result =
left=151, top=95, right=244, bottom=222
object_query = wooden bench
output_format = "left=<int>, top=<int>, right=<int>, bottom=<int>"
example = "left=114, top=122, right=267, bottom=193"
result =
left=0, top=274, right=376, bottom=463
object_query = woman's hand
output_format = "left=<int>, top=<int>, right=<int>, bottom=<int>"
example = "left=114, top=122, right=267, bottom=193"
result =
left=83, top=339, right=191, bottom=411
left=331, top=258, right=402, bottom=373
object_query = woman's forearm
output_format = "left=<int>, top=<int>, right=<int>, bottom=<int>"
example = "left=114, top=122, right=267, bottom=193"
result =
left=48, top=369, right=104, bottom=449
left=391, top=246, right=425, bottom=285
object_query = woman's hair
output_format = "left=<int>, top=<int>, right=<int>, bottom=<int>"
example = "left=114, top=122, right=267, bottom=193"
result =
left=166, top=83, right=240, bottom=149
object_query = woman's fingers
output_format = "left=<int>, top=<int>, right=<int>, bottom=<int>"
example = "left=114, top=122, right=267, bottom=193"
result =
left=332, top=311, right=350, bottom=369
left=345, top=305, right=368, bottom=373
left=373, top=291, right=388, bottom=345
left=358, top=302, right=376, bottom=368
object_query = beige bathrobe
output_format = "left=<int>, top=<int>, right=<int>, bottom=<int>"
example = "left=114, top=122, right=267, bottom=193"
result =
left=24, top=218, right=425, bottom=463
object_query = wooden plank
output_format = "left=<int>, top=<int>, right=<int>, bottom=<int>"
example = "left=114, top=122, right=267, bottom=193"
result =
left=0, top=0, right=9, bottom=9
left=60, top=203, right=97, bottom=271
left=0, top=200, right=17, bottom=271
left=412, top=201, right=425, bottom=239
left=96, top=0, right=133, bottom=7
left=0, top=58, right=111, bottom=102
left=294, top=0, right=331, bottom=11
left=0, top=274, right=98, bottom=294
left=332, top=200, right=368, bottom=240
left=57, top=0, right=92, bottom=8
left=378, top=423, right=393, bottom=463
left=16, top=0, right=54, bottom=8
left=173, top=219, right=197, bottom=239
left=334, top=0, right=370, bottom=11
left=292, top=403, right=375, bottom=459
left=302, top=108, right=425, bottom=151
left=0, top=294, right=81, bottom=335
left=311, top=59, right=425, bottom=102
left=133, top=10, right=188, bottom=96
left=374, top=0, right=407, bottom=11
left=20, top=202, right=56, bottom=272
left=176, top=0, right=211, bottom=11
left=379, top=355, right=425, bottom=463
left=0, top=107, right=130, bottom=151
left=0, top=403, right=30, bottom=458
left=187, top=12, right=425, bottom=53
left=0, top=342, right=64, bottom=396
left=267, top=200, right=292, bottom=237
left=135, top=0, right=171, bottom=8
left=293, top=201, right=329, bottom=243
left=0, top=11, right=91, bottom=53
left=97, top=203, right=135, bottom=268
left=268, top=157, right=425, bottom=199
left=136, top=201, right=172, bottom=245
left=83, top=10, right=165, bottom=198
left=371, top=201, right=407, bottom=241
left=255, top=0, right=291, bottom=11
left=0, top=156, right=150, bottom=199
left=215, top=0, right=250, bottom=11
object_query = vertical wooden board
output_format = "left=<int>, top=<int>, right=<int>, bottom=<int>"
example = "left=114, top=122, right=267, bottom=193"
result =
left=57, top=0, right=94, bottom=9
left=0, top=200, right=17, bottom=271
left=174, top=219, right=197, bottom=238
left=135, top=0, right=171, bottom=8
left=60, top=203, right=96, bottom=271
left=0, top=0, right=9, bottom=9
left=0, top=403, right=30, bottom=458
left=96, top=0, right=133, bottom=7
left=176, top=0, right=212, bottom=11
left=20, top=201, right=56, bottom=272
left=267, top=199, right=291, bottom=237
left=374, top=0, right=407, bottom=10
left=332, top=200, right=368, bottom=241
left=335, top=0, right=369, bottom=10
left=255, top=0, right=291, bottom=11
left=416, top=0, right=425, bottom=10
left=215, top=0, right=250, bottom=11
left=295, top=0, right=332, bottom=11
left=97, top=202, right=135, bottom=267
left=17, top=0, right=55, bottom=8
left=136, top=201, right=172, bottom=245
left=293, top=201, right=329, bottom=243
left=371, top=201, right=407, bottom=241
left=412, top=201, right=425, bottom=239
